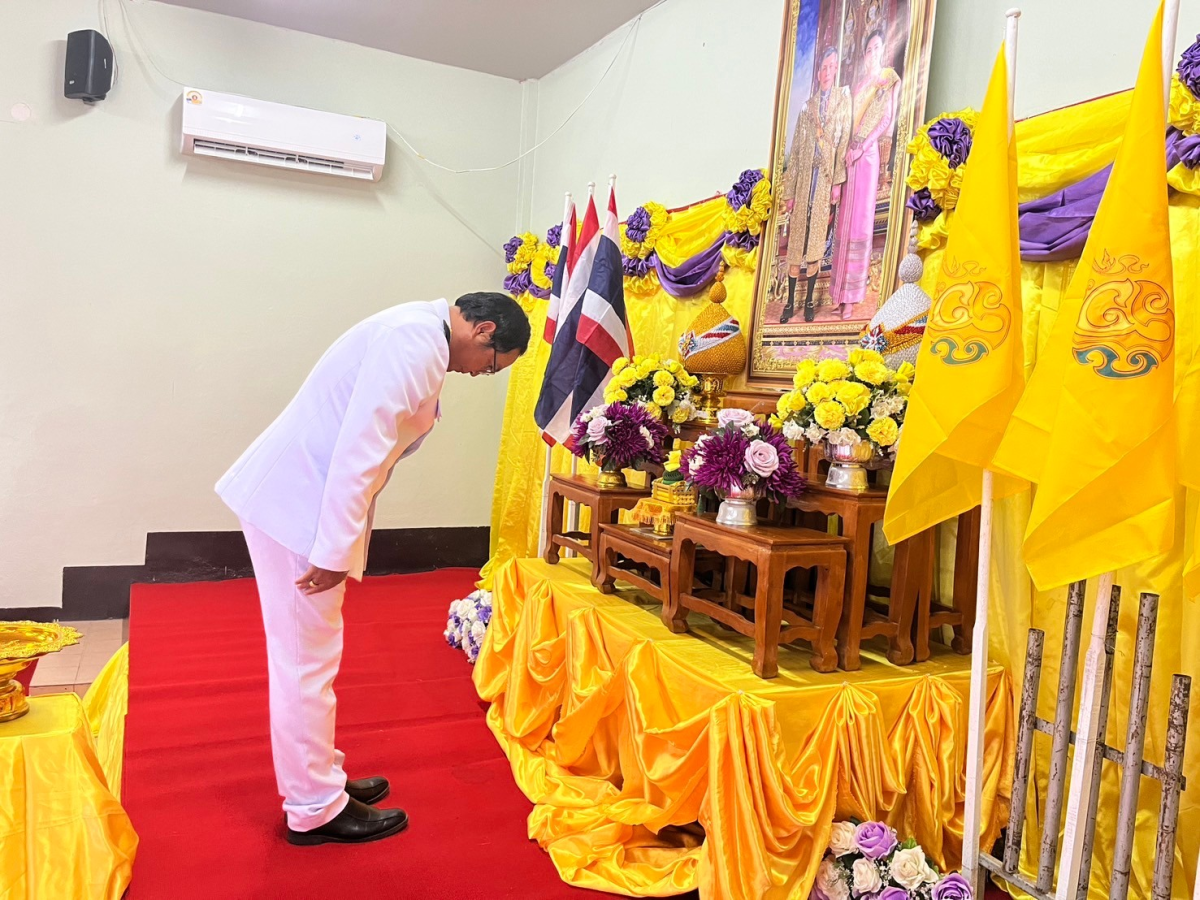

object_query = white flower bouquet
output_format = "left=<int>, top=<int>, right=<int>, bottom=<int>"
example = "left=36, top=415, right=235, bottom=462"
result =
left=810, top=820, right=973, bottom=900
left=444, top=589, right=493, bottom=663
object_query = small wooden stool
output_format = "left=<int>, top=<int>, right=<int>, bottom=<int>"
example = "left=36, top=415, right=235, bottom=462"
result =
left=594, top=523, right=673, bottom=602
left=543, top=474, right=650, bottom=581
left=667, top=513, right=848, bottom=678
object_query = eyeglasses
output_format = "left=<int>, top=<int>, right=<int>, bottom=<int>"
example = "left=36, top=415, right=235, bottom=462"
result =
left=483, top=342, right=497, bottom=376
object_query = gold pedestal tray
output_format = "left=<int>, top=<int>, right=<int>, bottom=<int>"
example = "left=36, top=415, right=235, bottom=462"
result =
left=629, top=478, right=698, bottom=536
left=0, top=622, right=81, bottom=722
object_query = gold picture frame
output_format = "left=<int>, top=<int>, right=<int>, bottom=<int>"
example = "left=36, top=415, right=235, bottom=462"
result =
left=748, top=0, right=938, bottom=386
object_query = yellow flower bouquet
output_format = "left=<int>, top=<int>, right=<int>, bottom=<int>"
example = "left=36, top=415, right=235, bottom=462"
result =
left=770, top=349, right=913, bottom=461
left=604, top=354, right=701, bottom=428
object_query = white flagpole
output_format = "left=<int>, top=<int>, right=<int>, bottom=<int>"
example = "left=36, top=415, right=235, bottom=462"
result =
left=564, top=180, right=599, bottom=557
left=1055, top=2, right=1177, bottom=896
left=537, top=190, right=575, bottom=559
left=961, top=11, right=1018, bottom=895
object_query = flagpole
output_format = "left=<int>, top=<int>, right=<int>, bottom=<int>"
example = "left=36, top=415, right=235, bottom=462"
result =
left=960, top=12, right=1018, bottom=896
left=537, top=190, right=576, bottom=559
left=564, top=180, right=600, bottom=555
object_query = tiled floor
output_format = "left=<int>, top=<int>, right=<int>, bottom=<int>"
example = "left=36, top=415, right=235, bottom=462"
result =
left=28, top=618, right=129, bottom=697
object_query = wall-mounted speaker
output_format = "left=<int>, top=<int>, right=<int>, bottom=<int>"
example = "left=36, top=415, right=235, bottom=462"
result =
left=65, top=29, right=114, bottom=103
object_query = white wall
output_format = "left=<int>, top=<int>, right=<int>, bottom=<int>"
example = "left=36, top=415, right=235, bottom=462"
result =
left=0, top=0, right=523, bottom=608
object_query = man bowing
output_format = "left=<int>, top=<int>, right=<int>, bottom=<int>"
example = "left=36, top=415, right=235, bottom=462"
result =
left=217, top=292, right=529, bottom=845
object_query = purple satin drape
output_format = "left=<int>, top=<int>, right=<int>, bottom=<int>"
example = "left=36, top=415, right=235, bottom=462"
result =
left=1017, top=165, right=1109, bottom=262
left=652, top=234, right=729, bottom=297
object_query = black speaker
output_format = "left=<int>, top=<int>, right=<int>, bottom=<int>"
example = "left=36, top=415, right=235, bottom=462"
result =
left=65, top=29, right=114, bottom=103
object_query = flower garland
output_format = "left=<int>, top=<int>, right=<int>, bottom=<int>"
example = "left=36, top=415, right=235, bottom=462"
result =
left=444, top=589, right=493, bottom=663
left=620, top=201, right=670, bottom=295
left=723, top=169, right=773, bottom=245
left=604, top=354, right=700, bottom=425
left=503, top=225, right=560, bottom=301
left=904, top=109, right=977, bottom=249
left=810, top=820, right=972, bottom=900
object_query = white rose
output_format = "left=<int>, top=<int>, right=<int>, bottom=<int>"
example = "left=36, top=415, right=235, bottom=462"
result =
left=851, top=858, right=882, bottom=896
left=639, top=425, right=654, bottom=449
left=889, top=847, right=930, bottom=891
left=782, top=421, right=806, bottom=442
left=717, top=408, right=754, bottom=428
left=742, top=423, right=761, bottom=438
left=829, top=821, right=858, bottom=857
left=804, top=424, right=826, bottom=444
left=815, top=858, right=850, bottom=900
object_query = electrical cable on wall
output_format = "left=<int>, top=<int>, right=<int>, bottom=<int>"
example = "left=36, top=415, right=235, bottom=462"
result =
left=100, top=0, right=662, bottom=174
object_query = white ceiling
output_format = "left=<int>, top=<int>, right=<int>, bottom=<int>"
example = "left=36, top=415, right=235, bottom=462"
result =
left=154, top=0, right=661, bottom=80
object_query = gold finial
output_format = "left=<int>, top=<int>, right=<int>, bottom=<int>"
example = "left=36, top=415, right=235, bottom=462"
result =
left=710, top=261, right=727, bottom=304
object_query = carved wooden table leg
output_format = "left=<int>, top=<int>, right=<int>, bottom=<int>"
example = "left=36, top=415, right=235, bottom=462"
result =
left=811, top=551, right=845, bottom=673
left=836, top=505, right=874, bottom=670
left=667, top=533, right=696, bottom=634
left=543, top=487, right=565, bottom=565
left=594, top=529, right=617, bottom=594
left=752, top=552, right=786, bottom=679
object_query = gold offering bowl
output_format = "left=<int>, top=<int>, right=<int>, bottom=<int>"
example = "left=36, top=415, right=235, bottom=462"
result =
left=0, top=622, right=81, bottom=722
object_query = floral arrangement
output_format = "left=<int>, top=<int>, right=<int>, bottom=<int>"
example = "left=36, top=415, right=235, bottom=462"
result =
left=570, top=401, right=670, bottom=474
left=681, top=408, right=805, bottom=502
left=503, top=226, right=560, bottom=301
left=621, top=202, right=669, bottom=294
left=810, top=820, right=972, bottom=900
left=604, top=354, right=700, bottom=426
left=771, top=349, right=913, bottom=459
left=444, top=589, right=493, bottom=664
left=723, top=168, right=773, bottom=252
left=905, top=109, right=978, bottom=222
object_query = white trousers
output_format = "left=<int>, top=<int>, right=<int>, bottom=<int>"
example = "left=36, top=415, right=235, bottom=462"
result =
left=241, top=519, right=350, bottom=831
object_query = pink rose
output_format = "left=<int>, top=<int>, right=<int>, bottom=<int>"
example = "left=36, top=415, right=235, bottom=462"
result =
left=717, top=408, right=754, bottom=428
left=586, top=416, right=610, bottom=444
left=744, top=440, right=779, bottom=478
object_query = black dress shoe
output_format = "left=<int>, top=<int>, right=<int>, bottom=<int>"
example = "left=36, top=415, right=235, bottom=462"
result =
left=346, top=776, right=389, bottom=806
left=287, top=797, right=409, bottom=846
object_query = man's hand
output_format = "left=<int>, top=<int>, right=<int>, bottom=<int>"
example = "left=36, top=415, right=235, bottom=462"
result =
left=296, top=565, right=349, bottom=595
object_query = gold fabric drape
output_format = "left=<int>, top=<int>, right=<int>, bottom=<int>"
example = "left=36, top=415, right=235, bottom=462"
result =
left=83, top=643, right=130, bottom=799
left=0, top=692, right=137, bottom=899
left=474, top=558, right=1015, bottom=899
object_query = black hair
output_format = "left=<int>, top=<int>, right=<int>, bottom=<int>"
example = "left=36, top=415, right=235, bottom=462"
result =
left=819, top=46, right=839, bottom=64
left=455, top=292, right=531, bottom=355
left=865, top=29, right=885, bottom=51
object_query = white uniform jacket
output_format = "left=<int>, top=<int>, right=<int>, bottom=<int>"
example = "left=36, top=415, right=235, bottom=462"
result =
left=216, top=299, right=449, bottom=579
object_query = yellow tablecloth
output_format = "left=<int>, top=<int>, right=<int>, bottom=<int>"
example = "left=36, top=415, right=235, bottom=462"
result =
left=0, top=692, right=137, bottom=900
left=474, top=558, right=1015, bottom=900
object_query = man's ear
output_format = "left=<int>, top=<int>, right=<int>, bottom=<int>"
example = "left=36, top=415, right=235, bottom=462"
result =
left=475, top=320, right=497, bottom=341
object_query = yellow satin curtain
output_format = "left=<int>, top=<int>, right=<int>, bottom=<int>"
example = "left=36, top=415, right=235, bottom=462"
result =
left=0, top=693, right=137, bottom=899
left=918, top=91, right=1200, bottom=899
left=475, top=558, right=1015, bottom=899
left=83, top=643, right=130, bottom=798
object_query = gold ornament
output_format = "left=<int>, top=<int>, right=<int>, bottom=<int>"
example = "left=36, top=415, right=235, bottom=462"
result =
left=677, top=264, right=747, bottom=424
left=0, top=621, right=82, bottom=722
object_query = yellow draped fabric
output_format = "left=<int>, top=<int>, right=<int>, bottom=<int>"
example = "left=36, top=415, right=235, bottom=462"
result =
left=83, top=643, right=130, bottom=798
left=474, top=558, right=1015, bottom=899
left=0, top=693, right=137, bottom=899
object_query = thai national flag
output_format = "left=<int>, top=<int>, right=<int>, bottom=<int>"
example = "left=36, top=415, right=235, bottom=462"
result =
left=542, top=203, right=577, bottom=345
left=533, top=185, right=632, bottom=446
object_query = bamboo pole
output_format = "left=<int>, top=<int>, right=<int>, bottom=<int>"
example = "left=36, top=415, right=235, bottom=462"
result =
left=1152, top=674, right=1191, bottom=900
left=1075, top=587, right=1123, bottom=900
left=1004, top=627, right=1045, bottom=872
left=1039, top=579, right=1086, bottom=893
left=1109, top=592, right=1160, bottom=900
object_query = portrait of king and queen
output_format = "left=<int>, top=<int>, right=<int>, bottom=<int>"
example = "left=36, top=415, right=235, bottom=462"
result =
left=749, top=0, right=937, bottom=384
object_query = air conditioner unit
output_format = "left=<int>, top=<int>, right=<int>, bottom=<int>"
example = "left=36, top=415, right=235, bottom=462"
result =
left=180, top=88, right=386, bottom=182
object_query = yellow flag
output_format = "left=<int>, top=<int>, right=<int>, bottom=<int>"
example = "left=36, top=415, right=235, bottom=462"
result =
left=1177, top=217, right=1200, bottom=597
left=1022, top=4, right=1175, bottom=590
left=883, top=47, right=1025, bottom=545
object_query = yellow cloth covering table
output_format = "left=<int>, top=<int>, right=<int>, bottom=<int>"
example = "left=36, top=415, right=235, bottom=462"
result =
left=0, top=691, right=137, bottom=900
left=474, top=558, right=1015, bottom=900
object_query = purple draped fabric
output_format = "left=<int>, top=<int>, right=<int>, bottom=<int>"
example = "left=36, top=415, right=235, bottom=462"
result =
left=1167, top=126, right=1200, bottom=170
left=1017, top=165, right=1109, bottom=261
left=652, top=234, right=729, bottom=297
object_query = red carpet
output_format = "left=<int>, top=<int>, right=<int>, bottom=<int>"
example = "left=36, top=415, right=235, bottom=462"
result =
left=123, top=570, right=598, bottom=899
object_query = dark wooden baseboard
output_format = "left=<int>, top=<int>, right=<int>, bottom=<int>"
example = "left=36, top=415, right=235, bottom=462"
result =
left=1, top=526, right=489, bottom=622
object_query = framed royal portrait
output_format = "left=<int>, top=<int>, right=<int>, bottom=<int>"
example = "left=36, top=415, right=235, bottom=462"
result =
left=748, top=0, right=938, bottom=386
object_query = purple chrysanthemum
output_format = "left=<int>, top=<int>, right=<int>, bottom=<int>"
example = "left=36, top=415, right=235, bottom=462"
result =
left=503, top=269, right=533, bottom=297
left=927, top=116, right=973, bottom=168
left=681, top=421, right=805, bottom=502
left=546, top=223, right=563, bottom=249
left=1179, top=34, right=1200, bottom=97
left=906, top=186, right=943, bottom=221
left=625, top=206, right=652, bottom=243
left=569, top=402, right=669, bottom=471
left=623, top=252, right=656, bottom=278
left=726, top=168, right=764, bottom=210
left=726, top=229, right=760, bottom=252
left=503, top=235, right=523, bottom=264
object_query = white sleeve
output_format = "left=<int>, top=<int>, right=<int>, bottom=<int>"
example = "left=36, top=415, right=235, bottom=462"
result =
left=308, top=326, right=442, bottom=572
